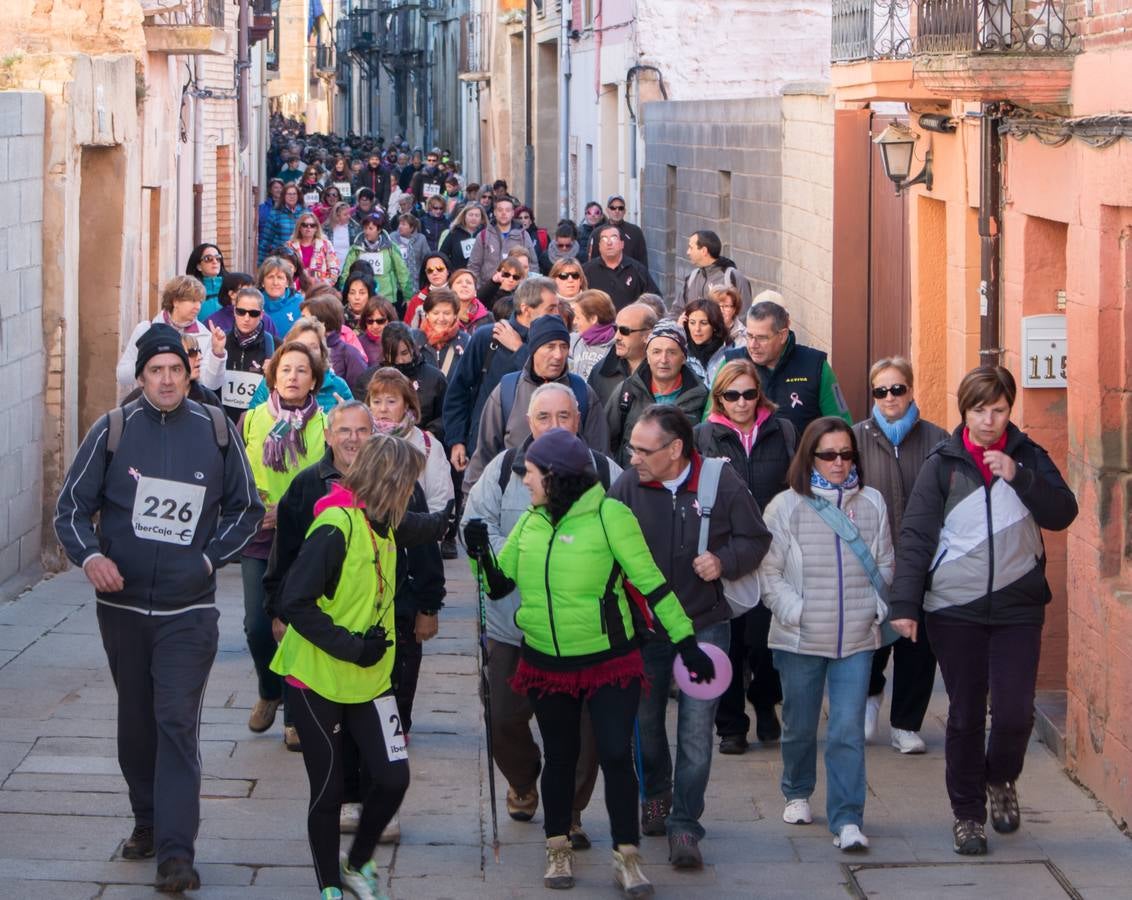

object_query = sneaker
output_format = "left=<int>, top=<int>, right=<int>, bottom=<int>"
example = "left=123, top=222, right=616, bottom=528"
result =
left=987, top=781, right=1021, bottom=834
left=506, top=786, right=538, bottom=822
left=718, top=734, right=749, bottom=755
left=612, top=844, right=654, bottom=897
left=340, top=853, right=388, bottom=900
left=248, top=697, right=281, bottom=733
left=667, top=832, right=703, bottom=869
left=121, top=824, right=154, bottom=860
left=834, top=823, right=870, bottom=852
left=891, top=728, right=927, bottom=754
left=755, top=707, right=782, bottom=743
left=543, top=836, right=574, bottom=889
left=155, top=857, right=201, bottom=893
left=953, top=817, right=988, bottom=855
left=378, top=813, right=400, bottom=844
left=340, top=802, right=362, bottom=834
left=321, top=889, right=344, bottom=900
left=569, top=817, right=591, bottom=850
left=640, top=797, right=671, bottom=837
left=440, top=538, right=458, bottom=560
left=864, top=694, right=882, bottom=741
left=782, top=798, right=813, bottom=825
left=284, top=725, right=302, bottom=752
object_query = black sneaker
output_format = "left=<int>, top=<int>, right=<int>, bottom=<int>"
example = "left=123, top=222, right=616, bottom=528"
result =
left=952, top=818, right=988, bottom=855
left=718, top=734, right=749, bottom=755
left=155, top=857, right=201, bottom=893
left=755, top=707, right=782, bottom=743
left=640, top=797, right=670, bottom=837
left=668, top=832, right=703, bottom=869
left=440, top=538, right=458, bottom=559
left=987, top=781, right=1021, bottom=834
left=121, top=825, right=154, bottom=860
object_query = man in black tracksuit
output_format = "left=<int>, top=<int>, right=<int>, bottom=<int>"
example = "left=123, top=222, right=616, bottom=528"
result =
left=54, top=325, right=263, bottom=894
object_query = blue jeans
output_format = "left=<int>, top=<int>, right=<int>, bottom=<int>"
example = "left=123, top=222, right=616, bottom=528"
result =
left=241, top=556, right=289, bottom=722
left=773, top=648, right=872, bottom=834
left=638, top=620, right=729, bottom=840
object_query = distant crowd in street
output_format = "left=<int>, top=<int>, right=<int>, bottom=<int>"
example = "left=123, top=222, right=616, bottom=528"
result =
left=51, top=119, right=1078, bottom=899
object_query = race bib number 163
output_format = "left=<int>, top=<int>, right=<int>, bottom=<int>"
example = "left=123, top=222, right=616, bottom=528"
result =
left=131, top=476, right=207, bottom=546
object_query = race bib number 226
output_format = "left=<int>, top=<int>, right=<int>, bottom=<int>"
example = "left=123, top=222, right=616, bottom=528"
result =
left=131, top=476, right=207, bottom=546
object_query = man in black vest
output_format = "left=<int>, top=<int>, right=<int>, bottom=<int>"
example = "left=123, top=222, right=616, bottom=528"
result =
left=721, top=292, right=851, bottom=434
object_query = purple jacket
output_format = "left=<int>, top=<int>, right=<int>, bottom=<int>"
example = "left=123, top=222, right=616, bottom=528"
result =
left=327, top=330, right=370, bottom=389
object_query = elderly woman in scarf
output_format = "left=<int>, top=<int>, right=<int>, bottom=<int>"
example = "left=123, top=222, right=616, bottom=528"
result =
left=239, top=340, right=329, bottom=752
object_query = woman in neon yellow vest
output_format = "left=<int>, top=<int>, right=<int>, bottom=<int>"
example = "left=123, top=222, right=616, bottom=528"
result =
left=271, top=435, right=425, bottom=900
left=240, top=341, right=328, bottom=751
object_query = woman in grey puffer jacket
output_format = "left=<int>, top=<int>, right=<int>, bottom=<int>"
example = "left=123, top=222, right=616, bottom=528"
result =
left=759, top=416, right=893, bottom=855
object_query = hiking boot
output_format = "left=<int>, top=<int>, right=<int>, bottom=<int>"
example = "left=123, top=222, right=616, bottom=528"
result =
left=755, top=707, right=782, bottom=743
left=612, top=844, right=654, bottom=897
left=640, top=797, right=670, bottom=837
left=155, top=857, right=200, bottom=893
left=667, top=832, right=703, bottom=869
left=864, top=694, right=882, bottom=741
left=783, top=798, right=813, bottom=825
left=718, top=734, right=749, bottom=755
left=340, top=852, right=388, bottom=900
left=833, top=823, right=870, bottom=852
left=248, top=697, right=281, bottom=733
left=506, top=786, right=538, bottom=821
left=284, top=725, right=302, bottom=752
left=988, top=781, right=1021, bottom=834
left=121, top=824, right=154, bottom=860
left=440, top=538, right=458, bottom=560
left=891, top=728, right=927, bottom=754
left=340, top=801, right=361, bottom=834
left=378, top=813, right=400, bottom=844
left=953, top=818, right=988, bottom=855
left=569, top=815, right=591, bottom=850
left=543, top=836, right=574, bottom=889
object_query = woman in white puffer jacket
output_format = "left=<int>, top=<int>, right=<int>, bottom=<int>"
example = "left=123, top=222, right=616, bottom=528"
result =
left=759, top=416, right=893, bottom=855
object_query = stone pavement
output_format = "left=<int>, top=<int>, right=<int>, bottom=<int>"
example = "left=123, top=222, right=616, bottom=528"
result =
left=1, top=559, right=1130, bottom=899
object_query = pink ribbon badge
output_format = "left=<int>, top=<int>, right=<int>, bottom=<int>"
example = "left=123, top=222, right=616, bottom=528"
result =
left=790, top=392, right=802, bottom=408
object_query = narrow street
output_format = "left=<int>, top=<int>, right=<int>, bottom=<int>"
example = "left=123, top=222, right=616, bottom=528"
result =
left=1, top=560, right=1129, bottom=898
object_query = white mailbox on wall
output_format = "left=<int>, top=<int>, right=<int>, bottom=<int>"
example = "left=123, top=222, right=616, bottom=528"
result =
left=1021, top=314, right=1067, bottom=389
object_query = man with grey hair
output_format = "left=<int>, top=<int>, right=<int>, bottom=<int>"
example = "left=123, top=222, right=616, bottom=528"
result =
left=720, top=291, right=851, bottom=433
left=462, top=382, right=621, bottom=846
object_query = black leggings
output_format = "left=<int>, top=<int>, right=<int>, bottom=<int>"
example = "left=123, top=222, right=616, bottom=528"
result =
left=291, top=687, right=411, bottom=890
left=529, top=680, right=642, bottom=846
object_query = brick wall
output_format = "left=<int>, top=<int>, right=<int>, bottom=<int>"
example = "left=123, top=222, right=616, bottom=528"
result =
left=0, top=92, right=46, bottom=597
left=1068, top=0, right=1132, bottom=52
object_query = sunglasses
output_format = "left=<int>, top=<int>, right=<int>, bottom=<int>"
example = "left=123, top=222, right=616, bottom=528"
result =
left=721, top=389, right=759, bottom=402
left=367, top=316, right=388, bottom=325
left=555, top=243, right=574, bottom=251
left=609, top=204, right=625, bottom=211
left=500, top=272, right=520, bottom=281
left=425, top=266, right=447, bottom=275
left=300, top=222, right=317, bottom=228
left=234, top=308, right=263, bottom=318
left=200, top=254, right=222, bottom=263
left=814, top=450, right=855, bottom=462
left=616, top=325, right=651, bottom=336
left=556, top=272, right=581, bottom=280
left=185, top=347, right=202, bottom=358
left=872, top=384, right=909, bottom=399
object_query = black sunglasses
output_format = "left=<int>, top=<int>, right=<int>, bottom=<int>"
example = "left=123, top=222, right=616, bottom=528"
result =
left=721, top=389, right=759, bottom=402
left=616, top=325, right=651, bottom=336
left=500, top=272, right=520, bottom=280
left=185, top=347, right=202, bottom=358
left=609, top=204, right=625, bottom=211
left=367, top=316, right=388, bottom=325
left=234, top=307, right=262, bottom=318
left=814, top=450, right=855, bottom=462
left=556, top=272, right=581, bottom=280
left=872, top=384, right=909, bottom=399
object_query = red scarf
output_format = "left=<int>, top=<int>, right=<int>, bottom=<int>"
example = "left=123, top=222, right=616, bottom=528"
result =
left=962, top=427, right=1008, bottom=484
left=422, top=316, right=461, bottom=349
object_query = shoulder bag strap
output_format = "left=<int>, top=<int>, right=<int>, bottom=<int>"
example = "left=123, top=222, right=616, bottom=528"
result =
left=805, top=496, right=888, bottom=601
left=695, top=457, right=724, bottom=556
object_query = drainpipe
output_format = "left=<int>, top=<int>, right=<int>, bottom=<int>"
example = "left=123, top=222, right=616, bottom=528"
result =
left=978, top=102, right=1003, bottom=366
left=237, top=0, right=249, bottom=152
left=523, top=0, right=534, bottom=206
left=558, top=1, right=570, bottom=221
left=193, top=55, right=204, bottom=248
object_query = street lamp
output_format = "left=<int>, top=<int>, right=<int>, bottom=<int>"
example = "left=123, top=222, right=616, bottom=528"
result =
left=873, top=121, right=933, bottom=194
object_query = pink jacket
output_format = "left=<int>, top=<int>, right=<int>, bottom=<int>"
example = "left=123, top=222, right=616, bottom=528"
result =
left=287, top=237, right=340, bottom=283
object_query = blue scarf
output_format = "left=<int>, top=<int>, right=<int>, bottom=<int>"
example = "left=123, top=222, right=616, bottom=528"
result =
left=810, top=466, right=860, bottom=492
left=872, top=401, right=920, bottom=447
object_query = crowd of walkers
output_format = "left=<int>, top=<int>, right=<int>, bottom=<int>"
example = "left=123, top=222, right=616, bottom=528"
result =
left=51, top=124, right=1078, bottom=898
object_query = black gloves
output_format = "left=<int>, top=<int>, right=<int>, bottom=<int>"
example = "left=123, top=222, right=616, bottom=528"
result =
left=463, top=518, right=491, bottom=560
left=676, top=637, right=716, bottom=684
left=355, top=624, right=393, bottom=667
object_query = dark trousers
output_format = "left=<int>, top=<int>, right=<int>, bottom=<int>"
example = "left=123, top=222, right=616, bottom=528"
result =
left=241, top=556, right=291, bottom=724
left=97, top=603, right=219, bottom=865
left=291, top=688, right=410, bottom=891
left=529, top=679, right=642, bottom=846
left=926, top=614, right=1042, bottom=823
left=486, top=640, right=598, bottom=817
left=715, top=605, right=783, bottom=738
left=390, top=614, right=423, bottom=734
left=868, top=622, right=938, bottom=731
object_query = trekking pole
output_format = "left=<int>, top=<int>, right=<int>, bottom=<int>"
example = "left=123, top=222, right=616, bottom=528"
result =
left=474, top=562, right=502, bottom=863
left=634, top=718, right=646, bottom=803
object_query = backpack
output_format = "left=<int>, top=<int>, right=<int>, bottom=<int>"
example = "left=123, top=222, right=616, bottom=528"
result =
left=695, top=457, right=762, bottom=617
left=497, top=445, right=611, bottom=494
left=499, top=371, right=589, bottom=429
left=105, top=399, right=230, bottom=465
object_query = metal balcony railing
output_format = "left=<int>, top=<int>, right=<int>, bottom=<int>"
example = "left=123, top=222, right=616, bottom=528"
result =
left=143, top=0, right=226, bottom=27
left=832, top=0, right=912, bottom=62
left=914, top=0, right=1073, bottom=54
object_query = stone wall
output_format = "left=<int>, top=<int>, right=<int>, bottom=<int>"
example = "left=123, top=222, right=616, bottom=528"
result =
left=0, top=92, right=45, bottom=598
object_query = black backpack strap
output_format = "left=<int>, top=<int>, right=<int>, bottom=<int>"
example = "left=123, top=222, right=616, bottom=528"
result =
left=594, top=452, right=611, bottom=490
left=204, top=403, right=231, bottom=453
left=497, top=447, right=517, bottom=494
left=596, top=500, right=628, bottom=646
left=106, top=406, right=125, bottom=456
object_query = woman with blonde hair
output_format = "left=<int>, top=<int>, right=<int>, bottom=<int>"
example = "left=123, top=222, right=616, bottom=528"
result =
left=567, top=289, right=615, bottom=380
left=549, top=256, right=587, bottom=305
left=287, top=212, right=341, bottom=283
left=709, top=286, right=746, bottom=343
left=272, top=434, right=425, bottom=900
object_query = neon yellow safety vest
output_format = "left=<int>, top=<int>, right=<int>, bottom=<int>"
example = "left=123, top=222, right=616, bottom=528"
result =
left=242, top=404, right=327, bottom=504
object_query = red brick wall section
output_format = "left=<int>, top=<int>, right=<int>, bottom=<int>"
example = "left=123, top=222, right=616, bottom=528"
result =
left=1067, top=0, right=1132, bottom=51
left=216, top=144, right=234, bottom=264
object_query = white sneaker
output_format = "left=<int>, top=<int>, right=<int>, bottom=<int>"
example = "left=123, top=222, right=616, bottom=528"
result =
left=834, top=823, right=870, bottom=852
left=339, top=802, right=362, bottom=834
left=339, top=852, right=387, bottom=900
left=864, top=694, right=882, bottom=741
left=891, top=728, right=927, bottom=754
left=783, top=798, right=812, bottom=825
left=378, top=813, right=400, bottom=844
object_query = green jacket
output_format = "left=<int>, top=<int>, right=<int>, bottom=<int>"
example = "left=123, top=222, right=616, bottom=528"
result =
left=496, top=484, right=694, bottom=664
left=339, top=233, right=412, bottom=304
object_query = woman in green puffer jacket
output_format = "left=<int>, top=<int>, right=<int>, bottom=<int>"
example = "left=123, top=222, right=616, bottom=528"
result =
left=464, top=428, right=715, bottom=898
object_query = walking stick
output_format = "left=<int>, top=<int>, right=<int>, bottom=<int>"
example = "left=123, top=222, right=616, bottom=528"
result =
left=474, top=563, right=502, bottom=863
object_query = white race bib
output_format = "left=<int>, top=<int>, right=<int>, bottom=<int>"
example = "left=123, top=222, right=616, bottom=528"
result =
left=131, top=476, right=207, bottom=546
left=460, top=237, right=475, bottom=260
left=303, top=191, right=320, bottom=207
left=422, top=182, right=441, bottom=198
left=376, top=695, right=409, bottom=762
left=359, top=251, right=385, bottom=276
left=222, top=371, right=264, bottom=410
left=334, top=181, right=352, bottom=199
left=396, top=244, right=410, bottom=261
